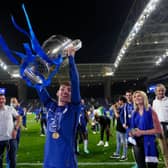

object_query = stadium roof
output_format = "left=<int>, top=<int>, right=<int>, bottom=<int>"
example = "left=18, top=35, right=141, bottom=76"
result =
left=0, top=0, right=168, bottom=86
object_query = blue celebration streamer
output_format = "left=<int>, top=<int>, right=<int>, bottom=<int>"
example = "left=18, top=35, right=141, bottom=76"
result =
left=11, top=15, right=30, bottom=38
left=0, top=3, right=64, bottom=88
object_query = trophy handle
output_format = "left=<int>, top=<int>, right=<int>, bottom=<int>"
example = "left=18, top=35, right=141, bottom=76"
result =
left=71, top=39, right=82, bottom=51
left=62, top=39, right=82, bottom=57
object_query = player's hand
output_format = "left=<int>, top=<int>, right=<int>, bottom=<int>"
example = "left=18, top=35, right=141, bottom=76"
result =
left=66, top=47, right=76, bottom=57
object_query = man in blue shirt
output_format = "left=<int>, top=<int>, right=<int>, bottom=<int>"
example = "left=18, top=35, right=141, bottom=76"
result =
left=37, top=105, right=47, bottom=136
left=22, top=107, right=27, bottom=130
left=76, top=99, right=89, bottom=154
left=36, top=47, right=81, bottom=168
left=120, top=90, right=134, bottom=136
left=110, top=96, right=127, bottom=161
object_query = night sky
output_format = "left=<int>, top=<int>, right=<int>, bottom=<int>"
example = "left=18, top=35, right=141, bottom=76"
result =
left=0, top=0, right=135, bottom=64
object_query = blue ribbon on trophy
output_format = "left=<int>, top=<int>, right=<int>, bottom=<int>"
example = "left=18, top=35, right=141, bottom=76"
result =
left=0, top=4, right=82, bottom=89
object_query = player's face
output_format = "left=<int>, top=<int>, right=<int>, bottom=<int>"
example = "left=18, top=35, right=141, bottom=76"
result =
left=57, top=85, right=71, bottom=104
left=155, top=87, right=165, bottom=99
left=0, top=95, right=6, bottom=108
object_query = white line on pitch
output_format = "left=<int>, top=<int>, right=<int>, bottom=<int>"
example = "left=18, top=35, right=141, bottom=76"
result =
left=3, top=161, right=164, bottom=166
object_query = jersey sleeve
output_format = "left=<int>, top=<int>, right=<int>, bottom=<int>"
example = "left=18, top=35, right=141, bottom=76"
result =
left=69, top=56, right=81, bottom=104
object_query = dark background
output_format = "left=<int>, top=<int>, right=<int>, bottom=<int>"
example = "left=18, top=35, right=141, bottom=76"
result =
left=0, top=0, right=135, bottom=64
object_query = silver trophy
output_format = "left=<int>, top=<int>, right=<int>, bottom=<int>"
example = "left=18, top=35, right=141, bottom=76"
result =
left=23, top=35, right=82, bottom=85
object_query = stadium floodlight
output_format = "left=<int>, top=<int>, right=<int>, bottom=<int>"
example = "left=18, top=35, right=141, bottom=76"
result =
left=0, top=59, right=8, bottom=70
left=3, top=65, right=7, bottom=70
left=103, top=66, right=114, bottom=76
left=105, top=72, right=114, bottom=76
left=113, top=0, right=161, bottom=73
left=11, top=73, right=21, bottom=78
left=155, top=49, right=168, bottom=66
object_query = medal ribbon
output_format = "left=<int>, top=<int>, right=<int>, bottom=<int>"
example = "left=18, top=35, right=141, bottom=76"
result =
left=49, top=106, right=68, bottom=133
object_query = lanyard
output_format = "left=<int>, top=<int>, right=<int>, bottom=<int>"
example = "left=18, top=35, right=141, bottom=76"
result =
left=48, top=106, right=68, bottom=133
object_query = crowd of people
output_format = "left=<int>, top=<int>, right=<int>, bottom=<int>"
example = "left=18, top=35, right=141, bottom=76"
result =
left=0, top=45, right=168, bottom=168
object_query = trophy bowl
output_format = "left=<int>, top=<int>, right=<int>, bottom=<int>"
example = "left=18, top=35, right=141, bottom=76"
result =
left=23, top=35, right=82, bottom=86
left=42, top=35, right=82, bottom=59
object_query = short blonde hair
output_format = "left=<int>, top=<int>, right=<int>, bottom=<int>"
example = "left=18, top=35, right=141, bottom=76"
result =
left=155, top=83, right=166, bottom=93
left=133, top=90, right=149, bottom=111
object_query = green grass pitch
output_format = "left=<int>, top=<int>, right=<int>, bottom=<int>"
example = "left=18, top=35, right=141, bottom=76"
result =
left=3, top=114, right=165, bottom=168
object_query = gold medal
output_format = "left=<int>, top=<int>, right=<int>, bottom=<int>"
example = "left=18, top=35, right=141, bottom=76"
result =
left=52, top=132, right=60, bottom=139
